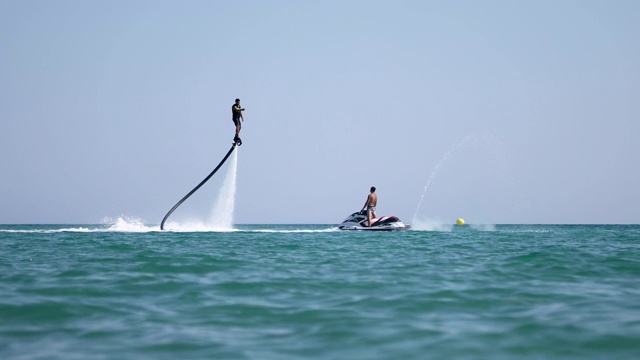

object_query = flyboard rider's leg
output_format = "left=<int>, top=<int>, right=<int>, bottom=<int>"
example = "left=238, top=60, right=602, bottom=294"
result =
left=233, top=121, right=242, bottom=146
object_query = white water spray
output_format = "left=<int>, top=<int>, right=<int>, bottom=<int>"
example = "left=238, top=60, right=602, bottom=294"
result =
left=412, top=132, right=513, bottom=224
left=413, top=134, right=478, bottom=221
left=209, top=148, right=239, bottom=229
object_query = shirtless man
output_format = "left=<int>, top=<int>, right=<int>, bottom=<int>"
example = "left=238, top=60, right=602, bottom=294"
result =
left=361, top=186, right=378, bottom=227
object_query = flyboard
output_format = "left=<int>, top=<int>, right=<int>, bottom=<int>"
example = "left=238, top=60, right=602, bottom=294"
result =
left=160, top=138, right=240, bottom=230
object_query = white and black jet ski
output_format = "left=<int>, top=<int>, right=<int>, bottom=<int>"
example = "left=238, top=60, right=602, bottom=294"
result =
left=338, top=211, right=410, bottom=231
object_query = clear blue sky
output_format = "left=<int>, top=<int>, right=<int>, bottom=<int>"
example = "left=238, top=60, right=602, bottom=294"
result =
left=1, top=0, right=638, bottom=224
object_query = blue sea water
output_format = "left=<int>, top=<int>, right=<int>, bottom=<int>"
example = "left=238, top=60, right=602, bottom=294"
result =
left=1, top=223, right=639, bottom=359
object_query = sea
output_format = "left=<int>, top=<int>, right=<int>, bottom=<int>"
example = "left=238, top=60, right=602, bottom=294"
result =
left=1, top=222, right=639, bottom=360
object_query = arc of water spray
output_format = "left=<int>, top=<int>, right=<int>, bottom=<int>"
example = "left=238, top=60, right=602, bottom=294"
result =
left=413, top=132, right=515, bottom=222
left=413, top=134, right=479, bottom=220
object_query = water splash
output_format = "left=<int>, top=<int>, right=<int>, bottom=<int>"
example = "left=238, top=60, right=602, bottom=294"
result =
left=470, top=223, right=497, bottom=231
left=209, top=148, right=239, bottom=229
left=410, top=218, right=453, bottom=232
left=97, top=148, right=241, bottom=233
left=413, top=134, right=478, bottom=221
left=101, top=216, right=155, bottom=232
left=412, top=132, right=513, bottom=223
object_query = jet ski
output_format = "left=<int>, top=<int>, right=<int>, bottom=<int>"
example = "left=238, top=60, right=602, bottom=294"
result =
left=338, top=211, right=410, bottom=231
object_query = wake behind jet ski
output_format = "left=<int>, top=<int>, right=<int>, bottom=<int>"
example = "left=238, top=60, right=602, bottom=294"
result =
left=338, top=211, right=410, bottom=231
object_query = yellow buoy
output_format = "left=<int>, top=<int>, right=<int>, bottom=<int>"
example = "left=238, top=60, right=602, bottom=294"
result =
left=456, top=218, right=465, bottom=226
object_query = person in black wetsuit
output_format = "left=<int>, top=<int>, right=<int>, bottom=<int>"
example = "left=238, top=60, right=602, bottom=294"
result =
left=232, top=98, right=244, bottom=145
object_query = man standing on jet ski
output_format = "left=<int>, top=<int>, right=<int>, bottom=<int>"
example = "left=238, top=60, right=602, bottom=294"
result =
left=361, top=186, right=378, bottom=227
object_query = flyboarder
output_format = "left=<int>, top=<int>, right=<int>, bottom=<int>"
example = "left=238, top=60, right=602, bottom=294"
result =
left=232, top=98, right=244, bottom=145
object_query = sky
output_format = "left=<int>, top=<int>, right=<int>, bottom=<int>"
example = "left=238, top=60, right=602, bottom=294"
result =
left=1, top=0, right=639, bottom=225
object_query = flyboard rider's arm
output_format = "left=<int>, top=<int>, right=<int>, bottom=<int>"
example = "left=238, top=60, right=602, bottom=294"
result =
left=234, top=105, right=245, bottom=121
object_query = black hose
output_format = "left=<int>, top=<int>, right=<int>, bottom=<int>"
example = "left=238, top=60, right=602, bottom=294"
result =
left=160, top=143, right=237, bottom=230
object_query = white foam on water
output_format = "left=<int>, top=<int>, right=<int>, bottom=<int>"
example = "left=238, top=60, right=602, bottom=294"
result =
left=410, top=218, right=454, bottom=232
left=102, top=216, right=156, bottom=232
left=470, top=223, right=497, bottom=232
left=0, top=217, right=158, bottom=233
left=161, top=219, right=238, bottom=232
left=252, top=228, right=340, bottom=233
left=0, top=228, right=93, bottom=233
